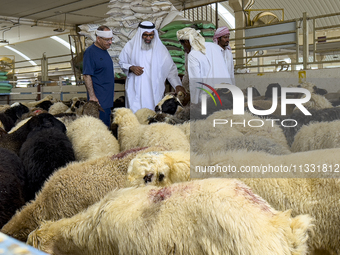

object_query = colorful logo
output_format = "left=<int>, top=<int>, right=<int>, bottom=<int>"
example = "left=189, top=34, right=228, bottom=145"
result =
left=196, top=82, right=222, bottom=106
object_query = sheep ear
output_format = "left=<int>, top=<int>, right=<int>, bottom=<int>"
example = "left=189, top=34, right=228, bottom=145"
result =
left=99, top=105, right=105, bottom=112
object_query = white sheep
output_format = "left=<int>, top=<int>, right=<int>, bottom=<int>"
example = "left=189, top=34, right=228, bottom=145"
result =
left=27, top=178, right=313, bottom=255
left=113, top=107, right=189, bottom=152
left=134, top=108, right=156, bottom=124
left=205, top=110, right=290, bottom=150
left=66, top=115, right=120, bottom=161
left=48, top=102, right=70, bottom=115
left=126, top=148, right=340, bottom=255
left=196, top=135, right=291, bottom=155
left=192, top=149, right=340, bottom=255
left=291, top=120, right=340, bottom=152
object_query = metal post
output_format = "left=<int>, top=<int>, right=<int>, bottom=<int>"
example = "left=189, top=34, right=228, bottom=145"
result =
left=215, top=2, right=218, bottom=28
left=302, top=12, right=309, bottom=70
left=41, top=52, right=48, bottom=82
left=312, top=18, right=316, bottom=63
left=295, top=19, right=300, bottom=69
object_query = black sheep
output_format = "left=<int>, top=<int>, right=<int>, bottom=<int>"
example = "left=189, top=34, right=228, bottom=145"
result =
left=273, top=107, right=340, bottom=146
left=19, top=120, right=75, bottom=202
left=0, top=148, right=26, bottom=228
left=0, top=103, right=29, bottom=132
left=0, top=113, right=67, bottom=155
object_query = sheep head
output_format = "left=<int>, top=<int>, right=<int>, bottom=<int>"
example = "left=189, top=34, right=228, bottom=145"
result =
left=112, top=107, right=139, bottom=126
left=155, top=94, right=183, bottom=115
left=126, top=151, right=190, bottom=187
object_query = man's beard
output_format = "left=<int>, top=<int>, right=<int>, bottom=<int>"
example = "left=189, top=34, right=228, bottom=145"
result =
left=141, top=39, right=154, bottom=51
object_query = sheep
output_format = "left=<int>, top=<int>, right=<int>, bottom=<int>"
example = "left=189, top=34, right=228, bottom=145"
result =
left=1, top=146, right=166, bottom=242
left=134, top=108, right=156, bottom=124
left=0, top=113, right=66, bottom=155
left=279, top=107, right=340, bottom=147
left=19, top=126, right=76, bottom=202
left=190, top=149, right=340, bottom=255
left=113, top=95, right=125, bottom=108
left=0, top=148, right=26, bottom=228
left=205, top=109, right=290, bottom=149
left=240, top=178, right=340, bottom=255
left=155, top=94, right=183, bottom=114
left=27, top=178, right=313, bottom=255
left=291, top=120, right=340, bottom=152
left=113, top=107, right=190, bottom=152
left=127, top=150, right=191, bottom=187
left=0, top=103, right=29, bottom=131
left=196, top=135, right=291, bottom=155
left=65, top=97, right=87, bottom=115
left=81, top=100, right=104, bottom=118
left=127, top=148, right=340, bottom=254
left=22, top=95, right=55, bottom=109
left=48, top=102, right=69, bottom=115
left=34, top=100, right=54, bottom=111
left=66, top=115, right=119, bottom=161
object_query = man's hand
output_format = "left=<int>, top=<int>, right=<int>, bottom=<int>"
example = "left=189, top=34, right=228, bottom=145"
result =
left=129, top=66, right=144, bottom=76
left=175, top=85, right=187, bottom=96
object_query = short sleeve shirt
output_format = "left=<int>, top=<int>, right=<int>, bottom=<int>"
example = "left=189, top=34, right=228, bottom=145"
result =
left=83, top=44, right=115, bottom=109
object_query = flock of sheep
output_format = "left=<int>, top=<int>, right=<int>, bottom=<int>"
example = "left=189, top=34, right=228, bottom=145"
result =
left=0, top=81, right=340, bottom=255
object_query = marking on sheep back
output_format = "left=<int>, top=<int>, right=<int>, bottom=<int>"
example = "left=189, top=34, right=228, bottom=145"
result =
left=235, top=182, right=273, bottom=214
left=148, top=185, right=192, bottom=204
left=110, top=147, right=149, bottom=160
left=149, top=187, right=173, bottom=203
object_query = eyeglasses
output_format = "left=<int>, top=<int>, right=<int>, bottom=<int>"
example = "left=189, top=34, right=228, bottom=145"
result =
left=142, top=33, right=155, bottom=38
left=100, top=37, right=113, bottom=42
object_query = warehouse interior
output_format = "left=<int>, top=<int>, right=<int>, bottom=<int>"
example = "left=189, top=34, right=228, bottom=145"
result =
left=0, top=0, right=340, bottom=97
left=2, top=1, right=340, bottom=254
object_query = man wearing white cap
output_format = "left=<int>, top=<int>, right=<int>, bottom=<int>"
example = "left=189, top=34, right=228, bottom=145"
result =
left=119, top=21, right=185, bottom=113
left=177, top=27, right=231, bottom=104
left=83, top=25, right=114, bottom=127
left=213, top=26, right=234, bottom=79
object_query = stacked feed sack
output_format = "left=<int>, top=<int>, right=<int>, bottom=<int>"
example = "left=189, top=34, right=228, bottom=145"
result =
left=0, top=71, right=11, bottom=94
left=193, top=20, right=217, bottom=42
left=159, top=20, right=193, bottom=76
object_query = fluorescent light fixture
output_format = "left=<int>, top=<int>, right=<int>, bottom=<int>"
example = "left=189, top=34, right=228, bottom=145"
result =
left=50, top=36, right=76, bottom=52
left=4, top=46, right=37, bottom=66
left=211, top=3, right=235, bottom=29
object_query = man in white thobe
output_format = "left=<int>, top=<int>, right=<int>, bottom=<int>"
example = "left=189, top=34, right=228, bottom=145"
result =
left=119, top=21, right=185, bottom=113
left=177, top=27, right=231, bottom=104
left=213, top=26, right=234, bottom=80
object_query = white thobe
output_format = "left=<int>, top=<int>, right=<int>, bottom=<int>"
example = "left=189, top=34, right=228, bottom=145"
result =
left=220, top=46, right=235, bottom=79
left=119, top=49, right=181, bottom=113
left=187, top=42, right=231, bottom=104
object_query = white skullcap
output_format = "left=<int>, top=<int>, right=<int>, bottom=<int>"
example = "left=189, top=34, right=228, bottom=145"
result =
left=177, top=27, right=206, bottom=54
left=96, top=30, right=113, bottom=38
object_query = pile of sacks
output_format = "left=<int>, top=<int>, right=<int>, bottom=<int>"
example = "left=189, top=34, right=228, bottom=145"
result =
left=159, top=20, right=217, bottom=75
left=78, top=0, right=185, bottom=75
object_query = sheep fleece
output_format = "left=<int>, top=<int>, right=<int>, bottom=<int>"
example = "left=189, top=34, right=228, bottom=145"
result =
left=28, top=178, right=312, bottom=255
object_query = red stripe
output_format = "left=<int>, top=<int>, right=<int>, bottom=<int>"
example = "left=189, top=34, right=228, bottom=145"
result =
left=198, top=82, right=223, bottom=106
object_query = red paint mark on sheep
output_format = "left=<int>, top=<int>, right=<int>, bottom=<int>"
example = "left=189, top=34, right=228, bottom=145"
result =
left=110, top=147, right=149, bottom=160
left=235, top=183, right=273, bottom=214
left=149, top=187, right=172, bottom=203
left=149, top=185, right=192, bottom=203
